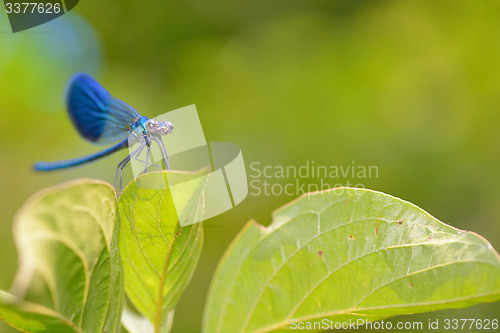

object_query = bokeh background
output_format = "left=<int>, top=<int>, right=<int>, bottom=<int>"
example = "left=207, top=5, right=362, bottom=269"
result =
left=1, top=0, right=500, bottom=332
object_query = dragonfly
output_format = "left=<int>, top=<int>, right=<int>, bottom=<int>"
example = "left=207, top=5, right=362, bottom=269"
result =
left=34, top=73, right=174, bottom=194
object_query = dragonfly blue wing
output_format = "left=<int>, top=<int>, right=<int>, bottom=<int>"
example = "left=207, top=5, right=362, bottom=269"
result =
left=66, top=73, right=140, bottom=145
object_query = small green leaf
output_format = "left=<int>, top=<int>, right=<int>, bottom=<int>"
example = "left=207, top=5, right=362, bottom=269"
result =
left=0, top=291, right=79, bottom=332
left=119, top=170, right=206, bottom=333
left=203, top=188, right=500, bottom=333
left=0, top=180, right=123, bottom=333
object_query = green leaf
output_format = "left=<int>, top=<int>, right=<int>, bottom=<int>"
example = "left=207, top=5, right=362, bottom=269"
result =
left=0, top=180, right=123, bottom=333
left=119, top=170, right=206, bottom=333
left=203, top=188, right=500, bottom=333
left=0, top=291, right=79, bottom=332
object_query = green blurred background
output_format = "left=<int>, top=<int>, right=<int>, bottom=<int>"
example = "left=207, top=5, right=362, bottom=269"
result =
left=1, top=0, right=499, bottom=332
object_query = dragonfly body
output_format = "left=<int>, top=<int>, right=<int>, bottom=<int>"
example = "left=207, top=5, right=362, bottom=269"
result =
left=33, top=137, right=129, bottom=171
left=34, top=74, right=173, bottom=193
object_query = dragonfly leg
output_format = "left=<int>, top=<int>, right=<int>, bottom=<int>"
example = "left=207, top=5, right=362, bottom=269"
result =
left=144, top=143, right=150, bottom=173
left=115, top=142, right=146, bottom=195
left=154, top=137, right=170, bottom=170
left=134, top=142, right=160, bottom=173
left=149, top=140, right=162, bottom=171
left=115, top=155, right=131, bottom=195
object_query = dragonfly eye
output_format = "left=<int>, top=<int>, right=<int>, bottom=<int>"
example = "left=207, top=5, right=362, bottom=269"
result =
left=157, top=121, right=173, bottom=135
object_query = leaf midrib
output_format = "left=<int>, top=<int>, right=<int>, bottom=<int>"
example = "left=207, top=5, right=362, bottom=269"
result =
left=154, top=190, right=178, bottom=333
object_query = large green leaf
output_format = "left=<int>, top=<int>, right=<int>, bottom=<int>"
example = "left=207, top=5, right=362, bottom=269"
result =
left=0, top=180, right=123, bottom=333
left=118, top=170, right=207, bottom=333
left=203, top=188, right=500, bottom=333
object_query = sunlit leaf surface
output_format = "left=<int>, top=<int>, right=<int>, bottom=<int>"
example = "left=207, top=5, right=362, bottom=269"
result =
left=119, top=171, right=206, bottom=333
left=204, top=188, right=500, bottom=333
left=0, top=180, right=123, bottom=333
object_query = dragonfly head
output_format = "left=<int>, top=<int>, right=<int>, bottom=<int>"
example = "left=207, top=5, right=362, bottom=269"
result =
left=145, top=119, right=174, bottom=136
